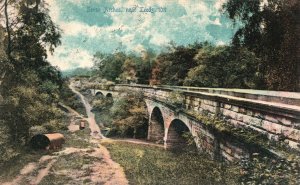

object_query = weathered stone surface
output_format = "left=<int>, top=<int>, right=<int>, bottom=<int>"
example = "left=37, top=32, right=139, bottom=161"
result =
left=224, top=104, right=231, bottom=110
left=282, top=126, right=300, bottom=141
left=264, top=115, right=279, bottom=124
left=261, top=120, right=283, bottom=134
left=284, top=139, right=300, bottom=150
left=200, top=104, right=216, bottom=113
left=246, top=110, right=254, bottom=116
left=95, top=84, right=300, bottom=159
left=278, top=117, right=292, bottom=126
left=242, top=115, right=263, bottom=127
left=238, top=107, right=246, bottom=114
left=231, top=105, right=239, bottom=112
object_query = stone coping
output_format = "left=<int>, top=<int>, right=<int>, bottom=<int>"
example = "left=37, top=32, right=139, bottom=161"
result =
left=115, top=84, right=300, bottom=106
left=113, top=84, right=300, bottom=119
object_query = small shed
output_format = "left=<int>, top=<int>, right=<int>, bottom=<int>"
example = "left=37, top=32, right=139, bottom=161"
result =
left=30, top=133, right=65, bottom=150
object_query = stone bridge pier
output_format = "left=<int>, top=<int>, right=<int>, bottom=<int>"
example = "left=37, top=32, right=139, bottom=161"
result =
left=148, top=107, right=164, bottom=143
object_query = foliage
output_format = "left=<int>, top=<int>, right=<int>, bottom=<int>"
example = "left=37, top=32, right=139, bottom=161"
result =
left=62, top=67, right=93, bottom=78
left=184, top=45, right=263, bottom=88
left=1, top=80, right=65, bottom=145
left=92, top=94, right=113, bottom=111
left=0, top=0, right=64, bottom=164
left=239, top=153, right=300, bottom=184
left=59, top=82, right=87, bottom=117
left=119, top=57, right=138, bottom=83
left=93, top=52, right=127, bottom=82
left=167, top=90, right=185, bottom=108
left=150, top=43, right=201, bottom=85
left=102, top=141, right=240, bottom=185
left=109, top=92, right=148, bottom=138
left=93, top=51, right=155, bottom=84
left=223, top=0, right=299, bottom=91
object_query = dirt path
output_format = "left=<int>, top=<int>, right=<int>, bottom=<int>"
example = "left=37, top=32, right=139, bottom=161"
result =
left=69, top=81, right=104, bottom=139
left=1, top=104, right=128, bottom=185
left=2, top=82, right=162, bottom=185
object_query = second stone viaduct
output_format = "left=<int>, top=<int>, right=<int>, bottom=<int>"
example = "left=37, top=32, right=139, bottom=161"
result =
left=86, top=84, right=300, bottom=161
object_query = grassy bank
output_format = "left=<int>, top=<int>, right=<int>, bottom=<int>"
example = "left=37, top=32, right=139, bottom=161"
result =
left=102, top=140, right=240, bottom=185
left=60, top=83, right=87, bottom=117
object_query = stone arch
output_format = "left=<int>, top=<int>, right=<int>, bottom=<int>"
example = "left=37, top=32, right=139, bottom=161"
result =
left=165, top=119, right=193, bottom=149
left=95, top=91, right=103, bottom=96
left=148, top=107, right=165, bottom=143
left=106, top=93, right=113, bottom=98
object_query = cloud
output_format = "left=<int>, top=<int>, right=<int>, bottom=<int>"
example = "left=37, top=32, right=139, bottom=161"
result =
left=45, top=0, right=236, bottom=70
left=212, top=18, right=222, bottom=25
left=47, top=46, right=93, bottom=70
left=214, top=0, right=227, bottom=10
left=216, top=40, right=225, bottom=46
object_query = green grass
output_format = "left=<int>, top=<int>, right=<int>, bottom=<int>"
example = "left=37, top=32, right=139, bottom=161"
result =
left=39, top=148, right=102, bottom=185
left=102, top=141, right=240, bottom=185
left=39, top=174, right=73, bottom=185
left=63, top=130, right=95, bottom=149
left=63, top=120, right=97, bottom=148
left=51, top=153, right=101, bottom=171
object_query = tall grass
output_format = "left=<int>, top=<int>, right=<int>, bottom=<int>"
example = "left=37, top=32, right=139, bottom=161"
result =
left=102, top=141, right=240, bottom=185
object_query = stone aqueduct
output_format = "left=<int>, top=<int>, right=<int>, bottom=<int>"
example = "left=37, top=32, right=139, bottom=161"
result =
left=86, top=84, right=300, bottom=161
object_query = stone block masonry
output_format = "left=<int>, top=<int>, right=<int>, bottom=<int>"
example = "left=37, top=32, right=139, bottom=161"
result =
left=94, top=84, right=300, bottom=161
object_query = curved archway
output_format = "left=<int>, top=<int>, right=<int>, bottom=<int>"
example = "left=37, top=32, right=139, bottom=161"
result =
left=106, top=93, right=113, bottom=98
left=95, top=91, right=103, bottom=97
left=166, top=119, right=195, bottom=150
left=148, top=107, right=164, bottom=143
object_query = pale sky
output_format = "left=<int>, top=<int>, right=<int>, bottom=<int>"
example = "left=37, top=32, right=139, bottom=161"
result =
left=46, top=0, right=236, bottom=71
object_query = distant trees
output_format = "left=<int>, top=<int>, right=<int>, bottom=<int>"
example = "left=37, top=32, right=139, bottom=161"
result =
left=93, top=51, right=155, bottom=84
left=91, top=0, right=298, bottom=92
left=150, top=43, right=201, bottom=85
left=93, top=52, right=126, bottom=82
left=92, top=42, right=264, bottom=90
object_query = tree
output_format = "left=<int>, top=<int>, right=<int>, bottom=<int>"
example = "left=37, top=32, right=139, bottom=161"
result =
left=0, top=0, right=63, bottom=152
left=150, top=43, right=202, bottom=85
left=184, top=45, right=263, bottom=88
left=93, top=52, right=126, bottom=81
left=119, top=57, right=138, bottom=83
left=223, top=0, right=299, bottom=91
left=136, top=50, right=156, bottom=84
left=110, top=92, right=148, bottom=138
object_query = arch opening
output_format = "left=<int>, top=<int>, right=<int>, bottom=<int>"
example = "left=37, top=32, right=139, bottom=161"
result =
left=148, top=107, right=164, bottom=143
left=106, top=93, right=113, bottom=99
left=95, top=91, right=104, bottom=97
left=166, top=119, right=195, bottom=150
